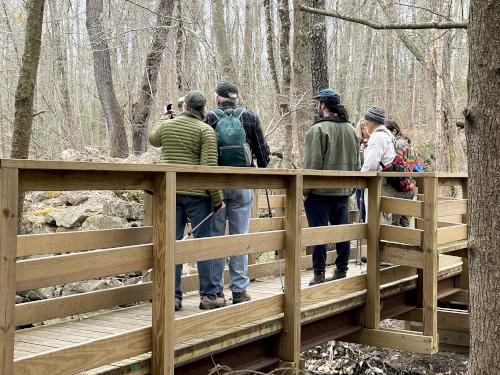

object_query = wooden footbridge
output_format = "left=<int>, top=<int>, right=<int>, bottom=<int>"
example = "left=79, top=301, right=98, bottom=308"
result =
left=0, top=160, right=470, bottom=374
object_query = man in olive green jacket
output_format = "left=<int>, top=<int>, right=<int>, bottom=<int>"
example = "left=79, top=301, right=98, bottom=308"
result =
left=149, top=91, right=226, bottom=311
left=303, top=89, right=361, bottom=285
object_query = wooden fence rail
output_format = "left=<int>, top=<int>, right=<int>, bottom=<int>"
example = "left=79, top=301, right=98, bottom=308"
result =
left=0, top=160, right=469, bottom=375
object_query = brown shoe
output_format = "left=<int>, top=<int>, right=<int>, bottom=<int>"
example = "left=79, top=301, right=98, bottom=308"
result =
left=232, top=290, right=251, bottom=304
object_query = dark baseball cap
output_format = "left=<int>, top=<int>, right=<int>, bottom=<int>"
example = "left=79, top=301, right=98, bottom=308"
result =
left=313, top=88, right=341, bottom=104
left=215, top=81, right=239, bottom=99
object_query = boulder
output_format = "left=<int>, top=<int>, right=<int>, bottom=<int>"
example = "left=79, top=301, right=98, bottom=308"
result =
left=81, top=214, right=128, bottom=230
left=21, top=212, right=55, bottom=234
left=65, top=193, right=89, bottom=206
left=45, top=207, right=89, bottom=229
left=18, top=286, right=59, bottom=301
left=61, top=279, right=118, bottom=296
left=102, top=202, right=144, bottom=220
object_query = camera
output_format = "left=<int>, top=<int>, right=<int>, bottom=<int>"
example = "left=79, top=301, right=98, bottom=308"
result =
left=164, top=102, right=173, bottom=114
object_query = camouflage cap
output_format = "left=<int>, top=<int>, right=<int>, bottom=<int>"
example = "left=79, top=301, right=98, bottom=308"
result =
left=184, top=91, right=206, bottom=110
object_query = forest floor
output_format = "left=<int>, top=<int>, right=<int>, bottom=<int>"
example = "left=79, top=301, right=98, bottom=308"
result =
left=302, top=320, right=468, bottom=375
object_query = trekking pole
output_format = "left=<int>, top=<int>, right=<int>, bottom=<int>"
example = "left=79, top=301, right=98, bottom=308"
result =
left=144, top=204, right=222, bottom=278
left=182, top=204, right=222, bottom=240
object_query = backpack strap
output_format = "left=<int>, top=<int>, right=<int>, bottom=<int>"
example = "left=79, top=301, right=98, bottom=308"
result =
left=212, top=108, right=225, bottom=121
left=233, top=107, right=246, bottom=120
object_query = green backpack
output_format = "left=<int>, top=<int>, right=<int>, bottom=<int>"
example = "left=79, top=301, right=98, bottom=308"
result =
left=213, top=108, right=252, bottom=167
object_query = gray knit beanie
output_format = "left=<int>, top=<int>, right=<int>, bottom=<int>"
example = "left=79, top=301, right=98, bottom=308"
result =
left=364, top=106, right=386, bottom=125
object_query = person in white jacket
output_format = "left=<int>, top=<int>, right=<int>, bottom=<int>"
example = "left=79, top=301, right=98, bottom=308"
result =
left=360, top=106, right=397, bottom=224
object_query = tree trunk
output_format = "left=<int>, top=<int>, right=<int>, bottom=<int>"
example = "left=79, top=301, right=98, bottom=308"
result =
left=355, top=3, right=376, bottom=120
left=10, top=0, right=45, bottom=160
left=241, top=0, right=254, bottom=102
left=212, top=0, right=238, bottom=83
left=465, top=1, right=500, bottom=372
left=48, top=1, right=77, bottom=150
left=130, top=0, right=174, bottom=155
left=174, top=0, right=185, bottom=93
left=292, top=0, right=312, bottom=159
left=278, top=0, right=293, bottom=168
left=336, top=0, right=355, bottom=96
left=86, top=0, right=129, bottom=158
left=308, top=0, right=329, bottom=93
left=264, top=0, right=281, bottom=97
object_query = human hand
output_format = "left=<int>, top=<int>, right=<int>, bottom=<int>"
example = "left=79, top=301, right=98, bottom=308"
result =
left=214, top=201, right=226, bottom=213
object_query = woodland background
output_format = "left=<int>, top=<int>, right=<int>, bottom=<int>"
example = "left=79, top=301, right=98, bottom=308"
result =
left=0, top=0, right=469, bottom=170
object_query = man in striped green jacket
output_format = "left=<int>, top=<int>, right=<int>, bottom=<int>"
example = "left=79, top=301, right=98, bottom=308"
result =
left=149, top=91, right=226, bottom=311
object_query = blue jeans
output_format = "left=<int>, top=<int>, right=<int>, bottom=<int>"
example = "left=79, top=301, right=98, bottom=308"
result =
left=304, top=194, right=350, bottom=273
left=211, top=189, right=253, bottom=293
left=356, top=188, right=366, bottom=222
left=175, top=195, right=224, bottom=300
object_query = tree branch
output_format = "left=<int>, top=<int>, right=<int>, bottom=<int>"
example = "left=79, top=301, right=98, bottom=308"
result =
left=298, top=4, right=468, bottom=29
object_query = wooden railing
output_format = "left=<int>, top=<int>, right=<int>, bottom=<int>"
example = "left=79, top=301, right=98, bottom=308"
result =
left=0, top=160, right=468, bottom=375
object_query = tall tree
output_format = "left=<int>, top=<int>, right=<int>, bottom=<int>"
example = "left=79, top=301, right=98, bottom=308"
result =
left=174, top=0, right=185, bottom=93
left=278, top=0, right=293, bottom=168
left=130, top=0, right=174, bottom=155
left=465, top=0, right=500, bottom=373
left=292, top=0, right=312, bottom=156
left=10, top=0, right=45, bottom=160
left=48, top=1, right=76, bottom=150
left=86, top=0, right=128, bottom=158
left=212, top=0, right=238, bottom=83
left=308, top=0, right=329, bottom=93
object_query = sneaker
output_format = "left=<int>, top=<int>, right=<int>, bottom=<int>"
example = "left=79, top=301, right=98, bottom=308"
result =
left=309, top=270, right=325, bottom=286
left=199, top=294, right=226, bottom=310
left=232, top=290, right=251, bottom=304
left=175, top=297, right=182, bottom=311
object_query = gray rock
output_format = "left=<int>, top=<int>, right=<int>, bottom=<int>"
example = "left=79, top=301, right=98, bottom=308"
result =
left=81, top=214, right=128, bottom=230
left=45, top=207, right=89, bottom=229
left=18, top=286, right=58, bottom=301
left=61, top=279, right=112, bottom=296
left=16, top=295, right=26, bottom=304
left=65, top=194, right=89, bottom=206
left=21, top=212, right=55, bottom=234
left=102, top=202, right=144, bottom=220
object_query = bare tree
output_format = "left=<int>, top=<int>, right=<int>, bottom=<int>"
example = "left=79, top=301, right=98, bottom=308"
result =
left=86, top=0, right=129, bottom=158
left=212, top=0, right=238, bottom=83
left=308, top=0, right=329, bottom=93
left=465, top=1, right=500, bottom=372
left=130, top=0, right=174, bottom=155
left=11, top=0, right=45, bottom=160
left=264, top=0, right=280, bottom=97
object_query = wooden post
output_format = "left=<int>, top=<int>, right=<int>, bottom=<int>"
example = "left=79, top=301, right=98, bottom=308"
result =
left=423, top=177, right=438, bottom=345
left=279, top=175, right=302, bottom=367
left=152, top=172, right=176, bottom=375
left=365, top=176, right=381, bottom=329
left=0, top=168, right=18, bottom=375
left=456, top=177, right=469, bottom=291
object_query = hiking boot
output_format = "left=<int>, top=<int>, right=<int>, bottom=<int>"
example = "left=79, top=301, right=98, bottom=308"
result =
left=232, top=290, right=251, bottom=304
left=309, top=270, right=325, bottom=286
left=330, top=269, right=347, bottom=280
left=199, top=294, right=226, bottom=310
left=175, top=297, right=182, bottom=311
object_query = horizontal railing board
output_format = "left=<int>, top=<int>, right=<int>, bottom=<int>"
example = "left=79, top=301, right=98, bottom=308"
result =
left=17, top=227, right=153, bottom=258
left=380, top=197, right=423, bottom=217
left=303, top=175, right=369, bottom=189
left=14, top=327, right=151, bottom=375
left=175, top=294, right=283, bottom=343
left=437, top=224, right=468, bottom=245
left=175, top=231, right=285, bottom=264
left=379, top=225, right=423, bottom=246
left=176, top=173, right=287, bottom=190
left=18, top=170, right=155, bottom=192
left=380, top=244, right=424, bottom=268
left=16, top=245, right=152, bottom=292
left=15, top=282, right=153, bottom=326
left=302, top=224, right=367, bottom=247
left=437, top=199, right=468, bottom=217
left=257, top=195, right=285, bottom=209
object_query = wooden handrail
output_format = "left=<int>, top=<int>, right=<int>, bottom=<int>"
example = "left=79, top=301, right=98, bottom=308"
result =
left=0, top=160, right=470, bottom=374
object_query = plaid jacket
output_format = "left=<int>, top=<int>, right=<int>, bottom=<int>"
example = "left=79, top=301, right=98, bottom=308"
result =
left=204, top=104, right=270, bottom=168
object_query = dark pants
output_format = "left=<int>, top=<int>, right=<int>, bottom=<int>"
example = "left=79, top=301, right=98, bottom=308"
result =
left=304, top=194, right=350, bottom=273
